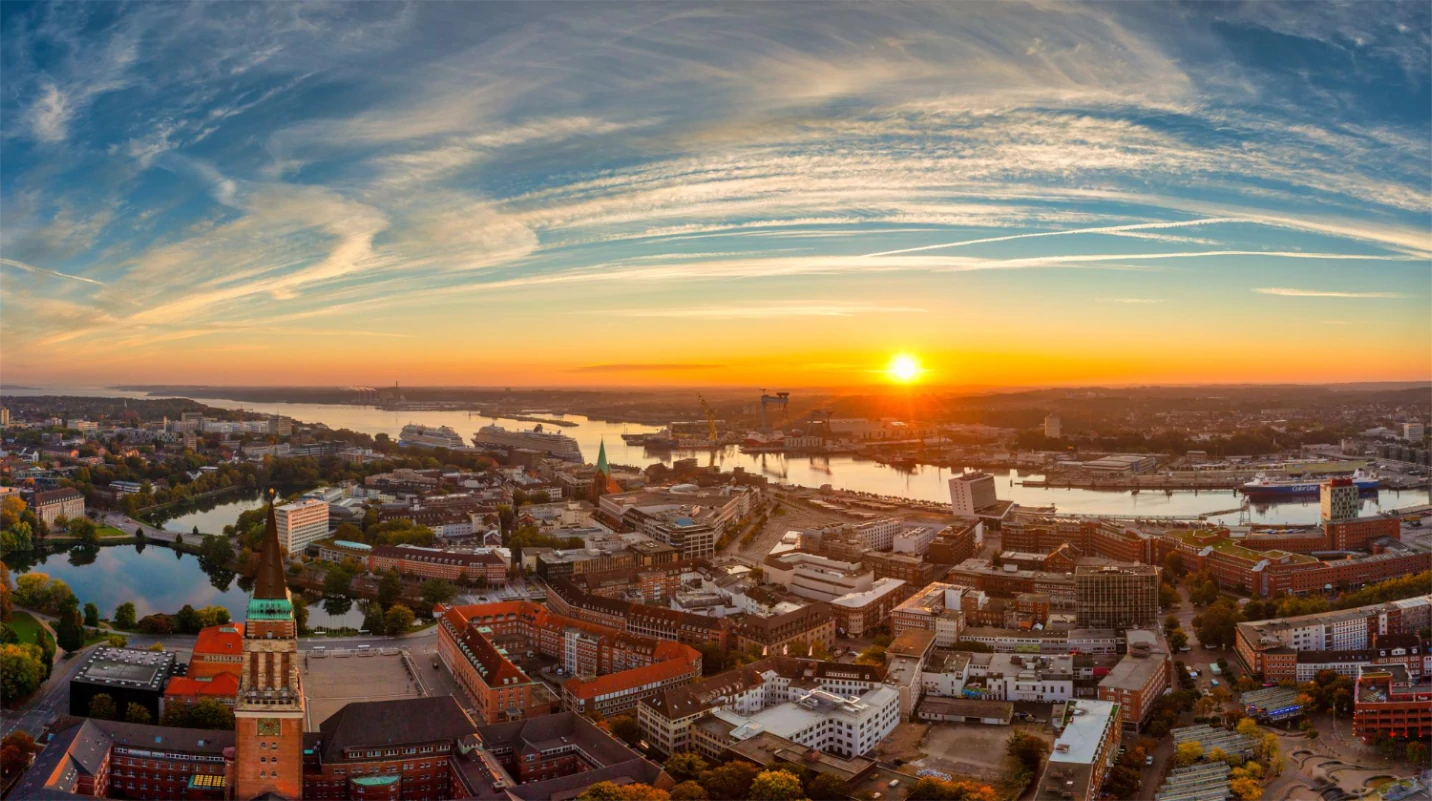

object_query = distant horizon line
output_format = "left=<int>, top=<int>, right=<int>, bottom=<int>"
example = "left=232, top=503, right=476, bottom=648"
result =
left=4, top=379, right=1429, bottom=393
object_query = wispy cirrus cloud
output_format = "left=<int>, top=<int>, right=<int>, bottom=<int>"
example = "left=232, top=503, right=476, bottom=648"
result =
left=1253, top=288, right=1408, bottom=299
left=620, top=302, right=927, bottom=319
left=0, top=2, right=1426, bottom=384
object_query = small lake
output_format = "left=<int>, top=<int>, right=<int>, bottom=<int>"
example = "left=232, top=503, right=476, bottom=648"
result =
left=6, top=544, right=363, bottom=630
left=159, top=492, right=268, bottom=535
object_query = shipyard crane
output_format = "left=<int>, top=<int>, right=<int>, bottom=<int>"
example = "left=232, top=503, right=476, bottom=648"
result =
left=806, top=408, right=833, bottom=443
left=759, top=389, right=790, bottom=432
left=697, top=394, right=718, bottom=443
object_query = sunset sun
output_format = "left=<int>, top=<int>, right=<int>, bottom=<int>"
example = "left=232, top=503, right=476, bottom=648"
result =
left=887, top=354, right=921, bottom=383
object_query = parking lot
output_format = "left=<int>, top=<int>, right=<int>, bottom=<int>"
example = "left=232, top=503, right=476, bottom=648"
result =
left=873, top=721, right=1053, bottom=782
left=301, top=648, right=427, bottom=728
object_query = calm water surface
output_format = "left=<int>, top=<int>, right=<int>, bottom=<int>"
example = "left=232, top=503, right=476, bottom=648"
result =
left=6, top=386, right=1428, bottom=525
left=8, top=544, right=362, bottom=628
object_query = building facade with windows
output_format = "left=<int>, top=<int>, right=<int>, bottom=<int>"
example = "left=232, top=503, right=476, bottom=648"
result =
left=275, top=497, right=329, bottom=556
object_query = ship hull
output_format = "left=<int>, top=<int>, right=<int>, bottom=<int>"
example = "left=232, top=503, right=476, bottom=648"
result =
left=1241, top=480, right=1379, bottom=497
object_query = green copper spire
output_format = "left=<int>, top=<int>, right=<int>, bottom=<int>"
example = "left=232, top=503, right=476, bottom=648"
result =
left=595, top=438, right=609, bottom=475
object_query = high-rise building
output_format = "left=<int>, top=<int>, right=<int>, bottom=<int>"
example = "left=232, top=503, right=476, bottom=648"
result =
left=948, top=471, right=998, bottom=517
left=1074, top=565, right=1160, bottom=629
left=0, top=407, right=10, bottom=427
left=1044, top=413, right=1062, bottom=439
left=1403, top=422, right=1425, bottom=441
left=275, top=497, right=329, bottom=555
left=1320, top=478, right=1359, bottom=523
left=234, top=495, right=306, bottom=800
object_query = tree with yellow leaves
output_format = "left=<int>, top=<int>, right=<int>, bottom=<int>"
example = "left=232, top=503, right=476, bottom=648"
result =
left=1229, top=777, right=1263, bottom=801
left=1175, top=741, right=1204, bottom=767
left=1236, top=717, right=1261, bottom=738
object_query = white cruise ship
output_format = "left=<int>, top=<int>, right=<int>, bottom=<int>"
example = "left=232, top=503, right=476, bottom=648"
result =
left=398, top=423, right=469, bottom=450
left=473, top=424, right=583, bottom=462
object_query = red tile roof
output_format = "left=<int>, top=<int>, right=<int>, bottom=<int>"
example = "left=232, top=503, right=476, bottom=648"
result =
left=164, top=672, right=240, bottom=698
left=192, top=624, right=244, bottom=657
left=564, top=654, right=699, bottom=701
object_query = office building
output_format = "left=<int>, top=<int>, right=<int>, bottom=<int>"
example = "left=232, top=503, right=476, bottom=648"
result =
left=1074, top=564, right=1160, bottom=629
left=1044, top=414, right=1062, bottom=439
left=948, top=471, right=998, bottom=516
left=10, top=718, right=233, bottom=800
left=1035, top=700, right=1121, bottom=801
left=437, top=600, right=702, bottom=721
left=275, top=497, right=329, bottom=555
left=1097, top=630, right=1173, bottom=732
left=1320, top=477, right=1360, bottom=523
left=69, top=647, right=177, bottom=721
left=1351, top=666, right=1432, bottom=742
left=1403, top=422, right=1425, bottom=441
left=34, top=487, right=85, bottom=528
left=1234, top=596, right=1432, bottom=677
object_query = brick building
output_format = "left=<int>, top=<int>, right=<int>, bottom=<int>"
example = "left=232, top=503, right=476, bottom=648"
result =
left=545, top=577, right=732, bottom=649
left=732, top=602, right=837, bottom=654
left=370, top=545, right=507, bottom=584
left=34, top=486, right=85, bottom=527
left=437, top=601, right=702, bottom=720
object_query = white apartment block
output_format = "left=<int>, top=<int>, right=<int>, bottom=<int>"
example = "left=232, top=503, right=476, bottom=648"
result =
left=848, top=518, right=900, bottom=551
left=921, top=652, right=1075, bottom=703
left=892, top=582, right=970, bottom=646
left=892, top=524, right=941, bottom=555
left=763, top=551, right=874, bottom=603
left=948, top=472, right=998, bottom=516
left=276, top=498, right=330, bottom=555
left=712, top=685, right=900, bottom=758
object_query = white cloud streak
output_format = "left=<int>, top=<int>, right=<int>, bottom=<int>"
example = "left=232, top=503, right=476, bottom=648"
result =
left=1253, top=287, right=1408, bottom=299
left=0, top=257, right=106, bottom=285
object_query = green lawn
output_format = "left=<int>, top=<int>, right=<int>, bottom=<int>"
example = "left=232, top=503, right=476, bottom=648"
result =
left=96, top=525, right=133, bottom=539
left=5, top=610, right=52, bottom=648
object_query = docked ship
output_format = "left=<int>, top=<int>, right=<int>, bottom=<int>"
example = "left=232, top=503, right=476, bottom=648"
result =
left=473, top=424, right=583, bottom=462
left=398, top=423, right=469, bottom=450
left=1241, top=469, right=1379, bottom=497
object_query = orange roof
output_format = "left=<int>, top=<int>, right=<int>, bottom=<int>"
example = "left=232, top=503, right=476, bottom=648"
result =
left=164, top=672, right=240, bottom=698
left=564, top=652, right=700, bottom=701
left=192, top=623, right=244, bottom=657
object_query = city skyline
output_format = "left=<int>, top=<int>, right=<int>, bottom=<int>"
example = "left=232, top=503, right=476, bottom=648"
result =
left=2, top=2, right=1429, bottom=387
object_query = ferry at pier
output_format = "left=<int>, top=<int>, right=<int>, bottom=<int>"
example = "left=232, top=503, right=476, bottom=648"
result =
left=1240, top=469, right=1379, bottom=497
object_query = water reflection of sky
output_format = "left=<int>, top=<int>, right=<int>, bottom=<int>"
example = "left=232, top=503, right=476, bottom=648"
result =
left=15, top=545, right=361, bottom=628
left=3, top=387, right=1426, bottom=526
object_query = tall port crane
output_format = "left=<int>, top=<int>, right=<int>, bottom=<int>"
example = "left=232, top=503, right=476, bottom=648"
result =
left=698, top=394, right=718, bottom=443
left=759, top=389, right=790, bottom=431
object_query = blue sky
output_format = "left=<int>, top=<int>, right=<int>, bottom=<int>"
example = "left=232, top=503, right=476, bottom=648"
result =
left=2, top=2, right=1428, bottom=387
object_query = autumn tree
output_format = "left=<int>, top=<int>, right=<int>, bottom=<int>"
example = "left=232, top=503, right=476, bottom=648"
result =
left=669, top=781, right=708, bottom=801
left=384, top=604, right=415, bottom=635
left=113, top=602, right=137, bottom=630
left=664, top=751, right=709, bottom=783
left=607, top=714, right=641, bottom=747
left=749, top=770, right=803, bottom=801
left=0, top=731, right=37, bottom=776
left=1175, top=741, right=1204, bottom=767
left=698, top=761, right=761, bottom=800
left=89, top=693, right=118, bottom=720
left=125, top=703, right=152, bottom=724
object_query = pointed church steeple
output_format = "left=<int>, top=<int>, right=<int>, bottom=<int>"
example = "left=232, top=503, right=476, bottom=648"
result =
left=595, top=438, right=610, bottom=475
left=252, top=488, right=290, bottom=600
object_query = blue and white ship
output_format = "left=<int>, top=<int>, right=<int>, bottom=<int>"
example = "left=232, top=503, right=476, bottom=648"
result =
left=1240, top=469, right=1379, bottom=497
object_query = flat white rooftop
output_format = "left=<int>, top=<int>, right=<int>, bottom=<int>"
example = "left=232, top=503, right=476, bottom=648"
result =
left=1050, top=699, right=1120, bottom=766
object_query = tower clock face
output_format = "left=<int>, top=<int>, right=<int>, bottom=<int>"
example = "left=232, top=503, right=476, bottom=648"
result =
left=257, top=718, right=281, bottom=736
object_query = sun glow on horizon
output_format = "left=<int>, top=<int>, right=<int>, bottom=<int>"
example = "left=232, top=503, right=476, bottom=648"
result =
left=887, top=354, right=922, bottom=383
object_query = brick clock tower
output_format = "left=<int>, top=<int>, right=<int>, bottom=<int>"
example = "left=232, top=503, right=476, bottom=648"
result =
left=233, top=490, right=305, bottom=800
